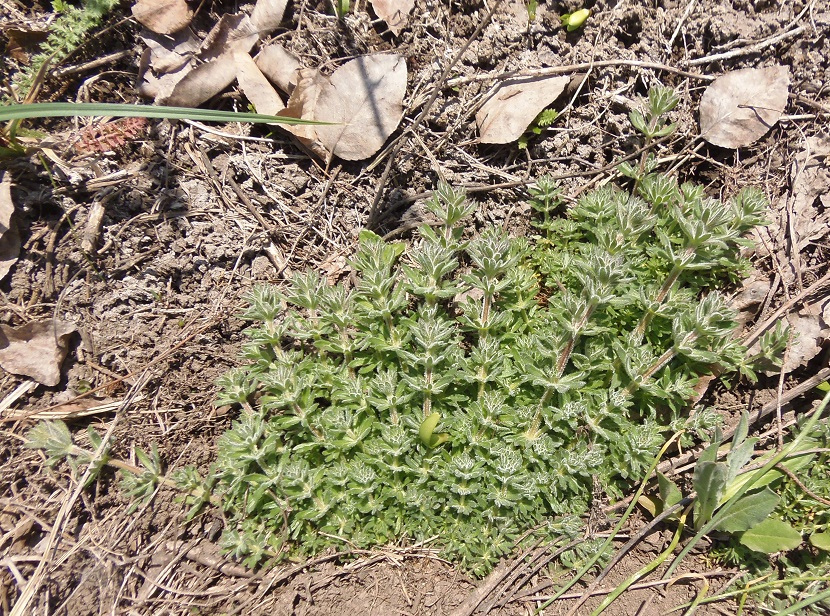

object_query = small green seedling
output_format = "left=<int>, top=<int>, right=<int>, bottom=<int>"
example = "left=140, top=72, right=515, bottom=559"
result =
left=526, top=0, right=538, bottom=22
left=561, top=8, right=591, bottom=32
left=332, top=0, right=349, bottom=18
left=518, top=108, right=558, bottom=150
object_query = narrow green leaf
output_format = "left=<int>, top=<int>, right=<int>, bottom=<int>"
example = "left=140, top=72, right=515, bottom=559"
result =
left=657, top=472, right=682, bottom=509
left=725, top=437, right=757, bottom=483
left=722, top=450, right=815, bottom=502
left=0, top=102, right=328, bottom=125
left=809, top=531, right=830, bottom=551
left=693, top=460, right=728, bottom=530
left=732, top=410, right=749, bottom=446
left=714, top=487, right=779, bottom=533
left=740, top=518, right=802, bottom=553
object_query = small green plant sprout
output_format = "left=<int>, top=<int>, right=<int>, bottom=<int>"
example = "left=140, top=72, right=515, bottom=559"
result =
left=618, top=86, right=680, bottom=184
left=560, top=8, right=591, bottom=32
left=24, top=420, right=201, bottom=513
left=526, top=0, right=538, bottom=22
left=518, top=108, right=559, bottom=150
left=332, top=0, right=350, bottom=19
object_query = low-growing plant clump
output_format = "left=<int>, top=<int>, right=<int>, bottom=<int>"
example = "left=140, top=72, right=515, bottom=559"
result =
left=183, top=168, right=769, bottom=574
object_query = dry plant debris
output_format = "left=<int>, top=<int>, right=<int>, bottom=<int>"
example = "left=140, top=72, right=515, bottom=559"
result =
left=0, top=171, right=20, bottom=282
left=136, top=0, right=404, bottom=160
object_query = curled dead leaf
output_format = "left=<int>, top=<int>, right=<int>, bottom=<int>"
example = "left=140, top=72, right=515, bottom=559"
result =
left=0, top=319, right=77, bottom=387
left=476, top=75, right=570, bottom=144
left=250, top=0, right=288, bottom=35
left=159, top=54, right=239, bottom=107
left=235, top=52, right=285, bottom=116
left=256, top=43, right=301, bottom=94
left=141, top=29, right=199, bottom=74
left=370, top=0, right=416, bottom=35
left=0, top=172, right=21, bottom=282
left=200, top=13, right=259, bottom=61
left=132, top=0, right=193, bottom=35
left=699, top=66, right=790, bottom=148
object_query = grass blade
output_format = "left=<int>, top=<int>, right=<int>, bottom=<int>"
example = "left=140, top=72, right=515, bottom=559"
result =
left=0, top=102, right=328, bottom=125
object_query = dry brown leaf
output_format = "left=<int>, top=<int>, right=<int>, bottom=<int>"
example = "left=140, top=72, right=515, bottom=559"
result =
left=0, top=172, right=21, bottom=282
left=0, top=319, right=77, bottom=387
left=699, top=66, right=789, bottom=148
left=5, top=27, right=49, bottom=63
left=140, top=62, right=193, bottom=102
left=140, top=28, right=199, bottom=73
left=278, top=68, right=330, bottom=159
left=200, top=13, right=259, bottom=62
left=312, top=54, right=407, bottom=160
left=250, top=0, right=288, bottom=35
left=159, top=54, right=238, bottom=107
left=476, top=75, right=570, bottom=144
left=235, top=52, right=285, bottom=116
left=132, top=0, right=193, bottom=35
left=790, top=138, right=830, bottom=251
left=370, top=0, right=415, bottom=35
left=255, top=43, right=301, bottom=94
left=781, top=307, right=827, bottom=374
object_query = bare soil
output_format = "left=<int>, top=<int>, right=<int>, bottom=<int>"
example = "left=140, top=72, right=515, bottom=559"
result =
left=1, top=0, right=828, bottom=614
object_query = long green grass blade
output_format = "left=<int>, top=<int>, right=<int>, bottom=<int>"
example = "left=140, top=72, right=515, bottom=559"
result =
left=0, top=102, right=328, bottom=125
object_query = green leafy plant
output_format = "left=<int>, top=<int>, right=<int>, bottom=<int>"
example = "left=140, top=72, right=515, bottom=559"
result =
left=7, top=0, right=120, bottom=103
left=518, top=108, right=558, bottom=150
left=24, top=87, right=773, bottom=577
left=665, top=392, right=830, bottom=615
left=654, top=410, right=821, bottom=551
left=618, top=86, right=679, bottom=186
left=24, top=420, right=191, bottom=513
left=185, top=143, right=767, bottom=574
